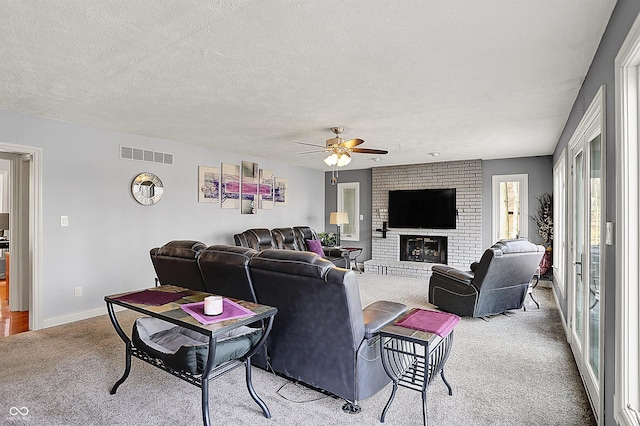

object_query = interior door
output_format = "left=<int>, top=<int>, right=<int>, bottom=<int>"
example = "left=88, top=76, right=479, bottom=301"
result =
left=569, top=125, right=603, bottom=422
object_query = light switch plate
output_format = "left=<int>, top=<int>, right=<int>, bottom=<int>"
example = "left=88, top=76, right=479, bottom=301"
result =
left=61, top=216, right=69, bottom=227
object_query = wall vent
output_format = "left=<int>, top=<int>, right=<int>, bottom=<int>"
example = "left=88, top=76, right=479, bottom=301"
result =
left=120, top=145, right=173, bottom=165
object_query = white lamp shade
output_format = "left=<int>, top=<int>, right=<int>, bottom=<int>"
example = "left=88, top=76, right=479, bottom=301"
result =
left=324, top=153, right=338, bottom=166
left=329, top=211, right=349, bottom=225
left=336, top=152, right=351, bottom=167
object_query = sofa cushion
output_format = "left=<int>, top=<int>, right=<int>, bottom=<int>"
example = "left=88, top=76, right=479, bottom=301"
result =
left=305, top=239, right=325, bottom=256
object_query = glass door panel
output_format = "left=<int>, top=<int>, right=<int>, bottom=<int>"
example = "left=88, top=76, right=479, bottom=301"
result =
left=588, top=135, right=601, bottom=376
left=492, top=174, right=528, bottom=242
left=573, top=150, right=585, bottom=348
left=498, top=181, right=520, bottom=239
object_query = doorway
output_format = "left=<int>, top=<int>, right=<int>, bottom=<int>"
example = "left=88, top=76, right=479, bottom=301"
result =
left=0, top=143, right=42, bottom=335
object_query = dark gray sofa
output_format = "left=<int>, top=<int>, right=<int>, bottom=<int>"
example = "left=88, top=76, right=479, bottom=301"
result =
left=428, top=238, right=544, bottom=317
left=234, top=226, right=350, bottom=268
left=248, top=249, right=407, bottom=409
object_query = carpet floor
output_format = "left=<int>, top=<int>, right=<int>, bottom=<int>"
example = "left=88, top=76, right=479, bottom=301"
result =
left=0, top=273, right=594, bottom=425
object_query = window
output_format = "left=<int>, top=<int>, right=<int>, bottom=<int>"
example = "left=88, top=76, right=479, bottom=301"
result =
left=553, top=151, right=567, bottom=296
left=337, top=182, right=359, bottom=241
left=615, top=13, right=640, bottom=426
left=491, top=174, right=528, bottom=242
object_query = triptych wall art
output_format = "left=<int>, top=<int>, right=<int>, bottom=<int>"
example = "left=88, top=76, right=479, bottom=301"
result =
left=198, top=163, right=287, bottom=213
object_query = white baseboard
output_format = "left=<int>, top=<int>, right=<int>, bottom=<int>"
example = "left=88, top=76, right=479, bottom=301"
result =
left=551, top=284, right=569, bottom=338
left=42, top=305, right=126, bottom=329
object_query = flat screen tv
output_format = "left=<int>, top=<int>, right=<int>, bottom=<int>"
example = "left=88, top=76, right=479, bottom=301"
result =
left=388, top=188, right=457, bottom=229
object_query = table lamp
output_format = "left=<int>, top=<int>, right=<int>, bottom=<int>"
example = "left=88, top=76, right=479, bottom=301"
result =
left=329, top=212, right=349, bottom=247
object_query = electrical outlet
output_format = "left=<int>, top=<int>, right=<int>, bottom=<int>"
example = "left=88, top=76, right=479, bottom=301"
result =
left=74, top=286, right=83, bottom=298
left=61, top=216, right=69, bottom=227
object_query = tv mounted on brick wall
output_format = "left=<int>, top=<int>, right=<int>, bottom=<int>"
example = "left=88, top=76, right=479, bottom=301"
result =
left=388, top=188, right=457, bottom=229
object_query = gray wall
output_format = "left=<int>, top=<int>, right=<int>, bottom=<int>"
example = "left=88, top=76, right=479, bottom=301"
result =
left=329, top=157, right=554, bottom=266
left=551, top=1, right=640, bottom=424
left=0, top=108, right=324, bottom=325
left=324, top=168, right=373, bottom=261
left=481, top=156, right=553, bottom=249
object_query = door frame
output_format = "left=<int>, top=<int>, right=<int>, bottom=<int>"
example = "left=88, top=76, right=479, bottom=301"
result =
left=0, top=142, right=42, bottom=331
left=615, top=12, right=640, bottom=424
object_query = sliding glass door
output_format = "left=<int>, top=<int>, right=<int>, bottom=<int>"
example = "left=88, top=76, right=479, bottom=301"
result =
left=568, top=87, right=604, bottom=423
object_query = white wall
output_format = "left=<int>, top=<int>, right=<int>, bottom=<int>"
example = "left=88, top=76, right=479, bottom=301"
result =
left=0, top=108, right=324, bottom=326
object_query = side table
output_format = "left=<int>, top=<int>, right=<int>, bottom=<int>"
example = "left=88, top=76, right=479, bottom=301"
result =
left=342, top=247, right=363, bottom=272
left=105, top=285, right=277, bottom=426
left=379, top=308, right=458, bottom=426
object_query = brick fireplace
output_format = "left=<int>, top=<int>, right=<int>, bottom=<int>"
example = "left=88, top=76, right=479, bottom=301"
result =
left=364, top=160, right=483, bottom=279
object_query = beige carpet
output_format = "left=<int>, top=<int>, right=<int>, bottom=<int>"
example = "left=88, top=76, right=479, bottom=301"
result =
left=0, top=273, right=594, bottom=425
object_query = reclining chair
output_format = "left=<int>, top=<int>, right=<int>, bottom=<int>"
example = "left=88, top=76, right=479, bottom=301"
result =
left=428, top=238, right=544, bottom=317
left=292, top=226, right=349, bottom=268
left=235, top=228, right=275, bottom=251
left=271, top=227, right=300, bottom=251
left=197, top=245, right=258, bottom=302
left=248, top=249, right=407, bottom=411
left=149, top=240, right=207, bottom=291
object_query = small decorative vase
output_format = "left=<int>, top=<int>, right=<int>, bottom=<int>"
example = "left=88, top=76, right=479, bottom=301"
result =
left=539, top=248, right=553, bottom=276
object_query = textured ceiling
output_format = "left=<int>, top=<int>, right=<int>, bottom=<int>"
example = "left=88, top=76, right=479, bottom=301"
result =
left=0, top=1, right=616, bottom=170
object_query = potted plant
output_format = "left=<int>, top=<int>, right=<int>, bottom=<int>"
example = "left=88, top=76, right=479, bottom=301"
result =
left=318, top=232, right=337, bottom=247
left=531, top=192, right=553, bottom=275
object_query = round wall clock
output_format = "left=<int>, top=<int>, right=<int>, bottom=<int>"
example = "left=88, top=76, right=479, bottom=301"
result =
left=131, top=172, right=164, bottom=205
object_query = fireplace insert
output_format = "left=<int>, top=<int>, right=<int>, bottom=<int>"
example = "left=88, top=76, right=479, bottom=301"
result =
left=400, top=235, right=447, bottom=264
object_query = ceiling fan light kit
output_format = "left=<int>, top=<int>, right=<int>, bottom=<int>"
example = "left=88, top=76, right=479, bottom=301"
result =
left=295, top=126, right=388, bottom=183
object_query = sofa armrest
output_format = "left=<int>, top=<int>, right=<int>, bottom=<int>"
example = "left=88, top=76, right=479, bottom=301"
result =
left=431, top=265, right=474, bottom=285
left=362, top=300, right=408, bottom=339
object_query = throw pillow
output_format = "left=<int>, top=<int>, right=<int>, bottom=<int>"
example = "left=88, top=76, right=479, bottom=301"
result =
left=305, top=239, right=325, bottom=257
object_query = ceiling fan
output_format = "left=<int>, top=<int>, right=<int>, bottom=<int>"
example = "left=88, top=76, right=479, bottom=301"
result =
left=296, top=127, right=388, bottom=167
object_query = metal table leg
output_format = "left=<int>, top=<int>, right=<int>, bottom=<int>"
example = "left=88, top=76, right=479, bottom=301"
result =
left=200, top=337, right=218, bottom=426
left=245, top=357, right=270, bottom=418
left=380, top=381, right=398, bottom=423
left=106, top=302, right=133, bottom=395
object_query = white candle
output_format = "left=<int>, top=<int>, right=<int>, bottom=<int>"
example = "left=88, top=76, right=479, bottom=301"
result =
left=204, top=295, right=223, bottom=316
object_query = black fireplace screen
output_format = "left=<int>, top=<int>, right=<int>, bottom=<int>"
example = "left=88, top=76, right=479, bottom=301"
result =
left=400, top=236, right=448, bottom=264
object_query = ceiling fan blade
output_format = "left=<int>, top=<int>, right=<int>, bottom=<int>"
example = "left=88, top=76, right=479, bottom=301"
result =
left=341, top=138, right=365, bottom=149
left=351, top=147, right=388, bottom=154
left=296, top=149, right=328, bottom=155
left=294, top=141, right=327, bottom=148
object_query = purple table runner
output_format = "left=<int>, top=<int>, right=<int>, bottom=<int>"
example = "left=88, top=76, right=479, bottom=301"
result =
left=395, top=309, right=460, bottom=337
left=112, top=290, right=185, bottom=306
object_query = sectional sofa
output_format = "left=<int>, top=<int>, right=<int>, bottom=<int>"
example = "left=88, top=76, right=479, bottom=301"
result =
left=233, top=226, right=351, bottom=268
left=149, top=241, right=407, bottom=411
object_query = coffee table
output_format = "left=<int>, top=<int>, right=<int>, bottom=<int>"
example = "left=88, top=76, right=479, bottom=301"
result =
left=379, top=308, right=457, bottom=426
left=104, top=285, right=277, bottom=426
